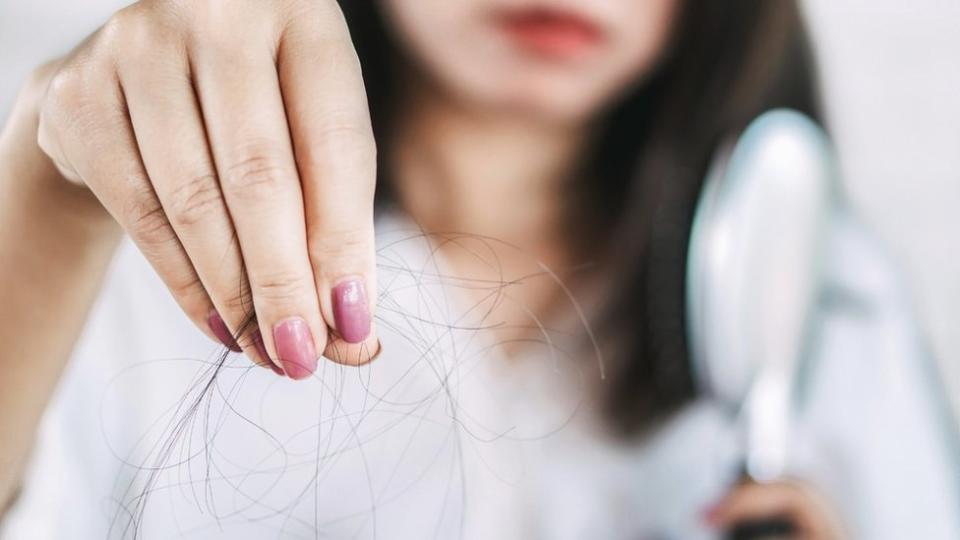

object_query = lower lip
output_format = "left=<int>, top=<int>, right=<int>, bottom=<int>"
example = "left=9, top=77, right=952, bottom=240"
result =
left=495, top=10, right=605, bottom=60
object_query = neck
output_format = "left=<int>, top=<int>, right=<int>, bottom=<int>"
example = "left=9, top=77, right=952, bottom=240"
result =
left=387, top=83, right=598, bottom=350
left=390, top=85, right=589, bottom=249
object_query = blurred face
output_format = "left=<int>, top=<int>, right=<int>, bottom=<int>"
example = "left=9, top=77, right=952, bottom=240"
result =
left=381, top=0, right=681, bottom=124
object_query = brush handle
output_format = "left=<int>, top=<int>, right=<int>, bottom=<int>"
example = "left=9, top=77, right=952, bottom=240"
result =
left=726, top=517, right=796, bottom=540
left=723, top=465, right=798, bottom=540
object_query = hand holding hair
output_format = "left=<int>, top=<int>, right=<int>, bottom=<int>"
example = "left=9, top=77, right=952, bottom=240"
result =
left=34, top=0, right=380, bottom=377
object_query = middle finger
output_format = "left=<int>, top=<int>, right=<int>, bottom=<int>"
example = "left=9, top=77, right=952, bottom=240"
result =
left=192, top=38, right=326, bottom=380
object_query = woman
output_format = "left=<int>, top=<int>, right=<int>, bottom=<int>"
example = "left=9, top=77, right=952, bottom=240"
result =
left=0, top=0, right=957, bottom=538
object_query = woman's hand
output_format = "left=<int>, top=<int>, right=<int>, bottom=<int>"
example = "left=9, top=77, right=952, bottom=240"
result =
left=704, top=480, right=847, bottom=540
left=35, top=0, right=378, bottom=377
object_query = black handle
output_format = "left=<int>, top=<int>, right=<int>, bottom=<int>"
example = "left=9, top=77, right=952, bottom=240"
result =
left=725, top=516, right=797, bottom=540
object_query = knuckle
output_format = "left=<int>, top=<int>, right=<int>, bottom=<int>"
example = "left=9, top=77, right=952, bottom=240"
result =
left=315, top=111, right=373, bottom=140
left=221, top=289, right=255, bottom=320
left=251, top=271, right=311, bottom=304
left=184, top=1, right=275, bottom=50
left=281, top=0, right=320, bottom=17
left=42, top=61, right=113, bottom=133
left=168, top=272, right=207, bottom=310
left=125, top=190, right=175, bottom=248
left=45, top=65, right=87, bottom=113
left=106, top=4, right=181, bottom=62
left=222, top=151, right=294, bottom=199
left=297, top=124, right=377, bottom=192
left=297, top=116, right=376, bottom=183
left=101, top=6, right=148, bottom=46
left=167, top=172, right=224, bottom=228
left=281, top=0, right=349, bottom=40
left=308, top=228, right=371, bottom=270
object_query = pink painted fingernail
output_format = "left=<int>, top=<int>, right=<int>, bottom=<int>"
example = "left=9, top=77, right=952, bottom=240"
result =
left=701, top=503, right=722, bottom=526
left=251, top=329, right=285, bottom=376
left=273, top=317, right=318, bottom=380
left=332, top=279, right=371, bottom=344
left=208, top=310, right=242, bottom=352
left=267, top=361, right=285, bottom=376
left=251, top=329, right=270, bottom=360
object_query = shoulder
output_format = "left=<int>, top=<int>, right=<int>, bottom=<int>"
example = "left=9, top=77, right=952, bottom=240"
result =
left=798, top=206, right=960, bottom=539
left=818, top=209, right=909, bottom=315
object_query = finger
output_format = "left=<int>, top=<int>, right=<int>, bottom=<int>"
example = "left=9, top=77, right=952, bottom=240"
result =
left=115, top=31, right=282, bottom=373
left=709, top=482, right=802, bottom=526
left=707, top=481, right=841, bottom=538
left=278, top=6, right=379, bottom=363
left=192, top=29, right=326, bottom=380
left=38, top=64, right=221, bottom=350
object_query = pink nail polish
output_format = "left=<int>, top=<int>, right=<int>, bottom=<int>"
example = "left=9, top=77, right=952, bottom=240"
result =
left=267, top=360, right=285, bottom=376
left=207, top=310, right=242, bottom=352
left=252, top=330, right=285, bottom=376
left=252, top=329, right=270, bottom=360
left=273, top=317, right=318, bottom=380
left=332, top=279, right=371, bottom=344
left=701, top=503, right=722, bottom=526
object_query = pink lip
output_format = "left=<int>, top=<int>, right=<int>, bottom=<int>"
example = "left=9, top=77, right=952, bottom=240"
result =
left=494, top=7, right=606, bottom=60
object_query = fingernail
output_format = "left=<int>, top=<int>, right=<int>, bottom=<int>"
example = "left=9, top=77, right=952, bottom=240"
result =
left=267, top=360, right=285, bottom=376
left=273, top=317, right=318, bottom=380
left=207, top=310, right=242, bottom=352
left=251, top=330, right=285, bottom=376
left=332, top=279, right=371, bottom=344
left=701, top=504, right=722, bottom=526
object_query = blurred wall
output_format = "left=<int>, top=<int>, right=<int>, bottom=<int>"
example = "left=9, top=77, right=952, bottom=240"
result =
left=1, top=1, right=958, bottom=416
left=803, top=0, right=960, bottom=420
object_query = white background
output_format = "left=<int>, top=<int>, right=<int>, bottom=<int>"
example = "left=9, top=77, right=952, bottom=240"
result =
left=1, top=0, right=958, bottom=419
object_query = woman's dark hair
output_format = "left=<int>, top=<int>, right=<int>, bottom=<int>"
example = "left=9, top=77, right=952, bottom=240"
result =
left=338, top=1, right=822, bottom=436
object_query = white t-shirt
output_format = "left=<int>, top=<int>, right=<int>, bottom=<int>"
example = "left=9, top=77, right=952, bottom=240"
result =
left=3, top=211, right=959, bottom=540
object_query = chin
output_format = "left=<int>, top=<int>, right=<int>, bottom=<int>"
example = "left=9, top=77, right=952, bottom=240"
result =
left=449, top=69, right=618, bottom=125
left=507, top=92, right=608, bottom=125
